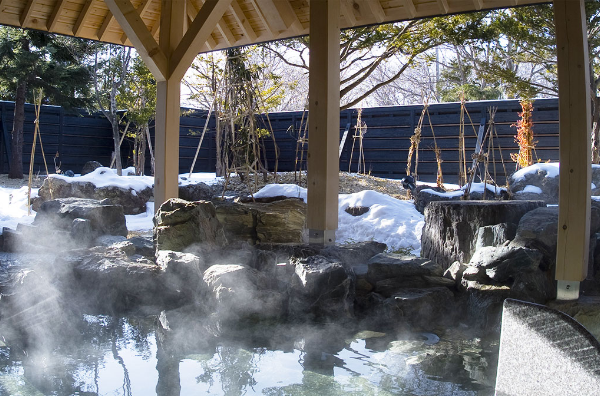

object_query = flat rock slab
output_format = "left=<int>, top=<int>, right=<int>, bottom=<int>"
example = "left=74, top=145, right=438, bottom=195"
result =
left=496, top=299, right=600, bottom=395
left=421, top=200, right=545, bottom=269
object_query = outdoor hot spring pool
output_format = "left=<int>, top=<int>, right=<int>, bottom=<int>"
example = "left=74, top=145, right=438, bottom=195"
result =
left=0, top=311, right=499, bottom=396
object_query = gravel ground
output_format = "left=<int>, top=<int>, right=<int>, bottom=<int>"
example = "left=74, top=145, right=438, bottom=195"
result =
left=0, top=174, right=45, bottom=189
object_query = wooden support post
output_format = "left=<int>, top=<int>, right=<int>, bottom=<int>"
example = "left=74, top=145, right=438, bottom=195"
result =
left=554, top=0, right=592, bottom=298
left=307, top=0, right=340, bottom=245
left=153, top=0, right=185, bottom=208
left=154, top=78, right=181, bottom=208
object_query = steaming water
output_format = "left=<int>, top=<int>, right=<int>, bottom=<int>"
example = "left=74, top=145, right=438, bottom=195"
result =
left=0, top=312, right=498, bottom=396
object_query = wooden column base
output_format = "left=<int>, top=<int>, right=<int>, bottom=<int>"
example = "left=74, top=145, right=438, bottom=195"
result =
left=308, top=229, right=336, bottom=246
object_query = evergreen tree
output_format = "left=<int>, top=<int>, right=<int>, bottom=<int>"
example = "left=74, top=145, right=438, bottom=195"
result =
left=0, top=27, right=93, bottom=178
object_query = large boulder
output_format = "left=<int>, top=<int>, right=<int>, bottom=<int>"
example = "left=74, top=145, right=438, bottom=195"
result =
left=508, top=163, right=600, bottom=203
left=36, top=174, right=152, bottom=215
left=34, top=197, right=128, bottom=238
left=178, top=182, right=214, bottom=201
left=414, top=186, right=508, bottom=214
left=202, top=264, right=286, bottom=320
left=288, top=255, right=355, bottom=321
left=421, top=200, right=546, bottom=269
left=81, top=161, right=103, bottom=175
left=154, top=199, right=227, bottom=253
left=156, top=250, right=205, bottom=303
left=66, top=246, right=162, bottom=311
left=214, top=198, right=306, bottom=244
left=462, top=246, right=553, bottom=304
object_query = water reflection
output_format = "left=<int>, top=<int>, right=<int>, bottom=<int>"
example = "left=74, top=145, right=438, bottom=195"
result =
left=0, top=311, right=498, bottom=395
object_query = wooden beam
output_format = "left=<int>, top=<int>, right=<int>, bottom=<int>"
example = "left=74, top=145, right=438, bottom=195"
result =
left=189, top=0, right=236, bottom=46
left=402, top=0, right=417, bottom=18
left=307, top=0, right=340, bottom=245
left=437, top=0, right=450, bottom=14
left=170, top=0, right=232, bottom=81
left=98, top=11, right=115, bottom=41
left=74, top=0, right=94, bottom=36
left=105, top=0, right=168, bottom=81
left=230, top=0, right=257, bottom=41
left=47, top=0, right=68, bottom=31
left=366, top=0, right=386, bottom=23
left=249, top=0, right=273, bottom=37
left=271, top=0, right=303, bottom=33
left=120, top=0, right=152, bottom=43
left=472, top=0, right=484, bottom=11
left=554, top=0, right=592, bottom=284
left=19, top=0, right=37, bottom=27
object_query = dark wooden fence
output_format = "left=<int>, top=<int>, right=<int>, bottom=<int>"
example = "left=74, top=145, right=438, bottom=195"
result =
left=0, top=98, right=559, bottom=183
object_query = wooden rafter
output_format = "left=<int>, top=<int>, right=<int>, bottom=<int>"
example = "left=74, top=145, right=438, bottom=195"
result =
left=230, top=0, right=256, bottom=41
left=249, top=0, right=273, bottom=37
left=105, top=0, right=168, bottom=80
left=170, top=0, right=232, bottom=81
left=437, top=0, right=450, bottom=13
left=190, top=0, right=235, bottom=46
left=73, top=0, right=94, bottom=36
left=98, top=11, right=115, bottom=41
left=340, top=0, right=357, bottom=26
left=19, top=0, right=37, bottom=27
left=402, top=0, right=417, bottom=18
left=473, top=0, right=484, bottom=10
left=366, top=0, right=386, bottom=23
left=47, top=0, right=68, bottom=31
left=120, top=0, right=151, bottom=43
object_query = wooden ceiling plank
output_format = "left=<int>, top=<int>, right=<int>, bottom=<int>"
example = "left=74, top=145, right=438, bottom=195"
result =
left=437, top=0, right=450, bottom=13
left=402, top=0, right=417, bottom=18
left=171, top=0, right=232, bottom=81
left=98, top=11, right=115, bottom=41
left=230, top=0, right=256, bottom=41
left=73, top=0, right=94, bottom=36
left=254, top=0, right=300, bottom=34
left=192, top=0, right=236, bottom=46
left=340, top=0, right=357, bottom=26
left=19, top=0, right=38, bottom=27
left=47, top=0, right=68, bottom=31
left=366, top=0, right=386, bottom=23
left=249, top=0, right=273, bottom=37
left=105, top=0, right=168, bottom=81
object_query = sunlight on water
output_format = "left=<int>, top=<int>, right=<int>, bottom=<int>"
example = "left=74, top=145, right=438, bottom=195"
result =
left=0, top=315, right=497, bottom=396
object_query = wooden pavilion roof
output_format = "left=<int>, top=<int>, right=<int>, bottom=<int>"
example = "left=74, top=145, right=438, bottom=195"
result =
left=0, top=0, right=549, bottom=52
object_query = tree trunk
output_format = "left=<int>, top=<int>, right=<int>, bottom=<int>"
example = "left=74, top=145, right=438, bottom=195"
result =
left=9, top=81, right=27, bottom=179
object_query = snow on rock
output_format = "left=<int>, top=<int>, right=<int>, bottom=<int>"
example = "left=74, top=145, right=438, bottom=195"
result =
left=511, top=163, right=559, bottom=181
left=520, top=185, right=543, bottom=194
left=51, top=166, right=153, bottom=192
left=0, top=186, right=36, bottom=235
left=254, top=184, right=307, bottom=202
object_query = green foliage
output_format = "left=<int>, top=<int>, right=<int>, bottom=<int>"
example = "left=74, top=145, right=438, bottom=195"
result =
left=0, top=26, right=93, bottom=108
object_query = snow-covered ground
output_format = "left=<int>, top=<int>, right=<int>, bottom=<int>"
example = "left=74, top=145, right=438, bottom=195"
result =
left=0, top=169, right=425, bottom=254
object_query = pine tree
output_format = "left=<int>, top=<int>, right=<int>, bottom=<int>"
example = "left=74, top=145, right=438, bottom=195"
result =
left=0, top=27, right=93, bottom=178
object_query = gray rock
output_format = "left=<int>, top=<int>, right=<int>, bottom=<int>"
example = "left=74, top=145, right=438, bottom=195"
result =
left=129, top=236, right=154, bottom=257
left=178, top=182, right=214, bottom=201
left=202, top=264, right=285, bottom=320
left=374, top=276, right=455, bottom=297
left=508, top=167, right=560, bottom=204
left=69, top=246, right=162, bottom=311
left=366, top=253, right=443, bottom=284
left=154, top=198, right=227, bottom=253
left=289, top=255, right=355, bottom=321
left=37, top=176, right=152, bottom=215
left=214, top=198, right=306, bottom=244
left=444, top=261, right=467, bottom=285
left=93, top=235, right=136, bottom=256
left=475, top=223, right=517, bottom=250
left=71, top=218, right=94, bottom=244
left=156, top=250, right=204, bottom=302
left=81, top=161, right=103, bottom=175
left=34, top=197, right=128, bottom=238
left=421, top=200, right=546, bottom=269
left=469, top=246, right=543, bottom=283
left=391, top=287, right=456, bottom=331
left=320, top=241, right=387, bottom=268
left=496, top=299, right=600, bottom=395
